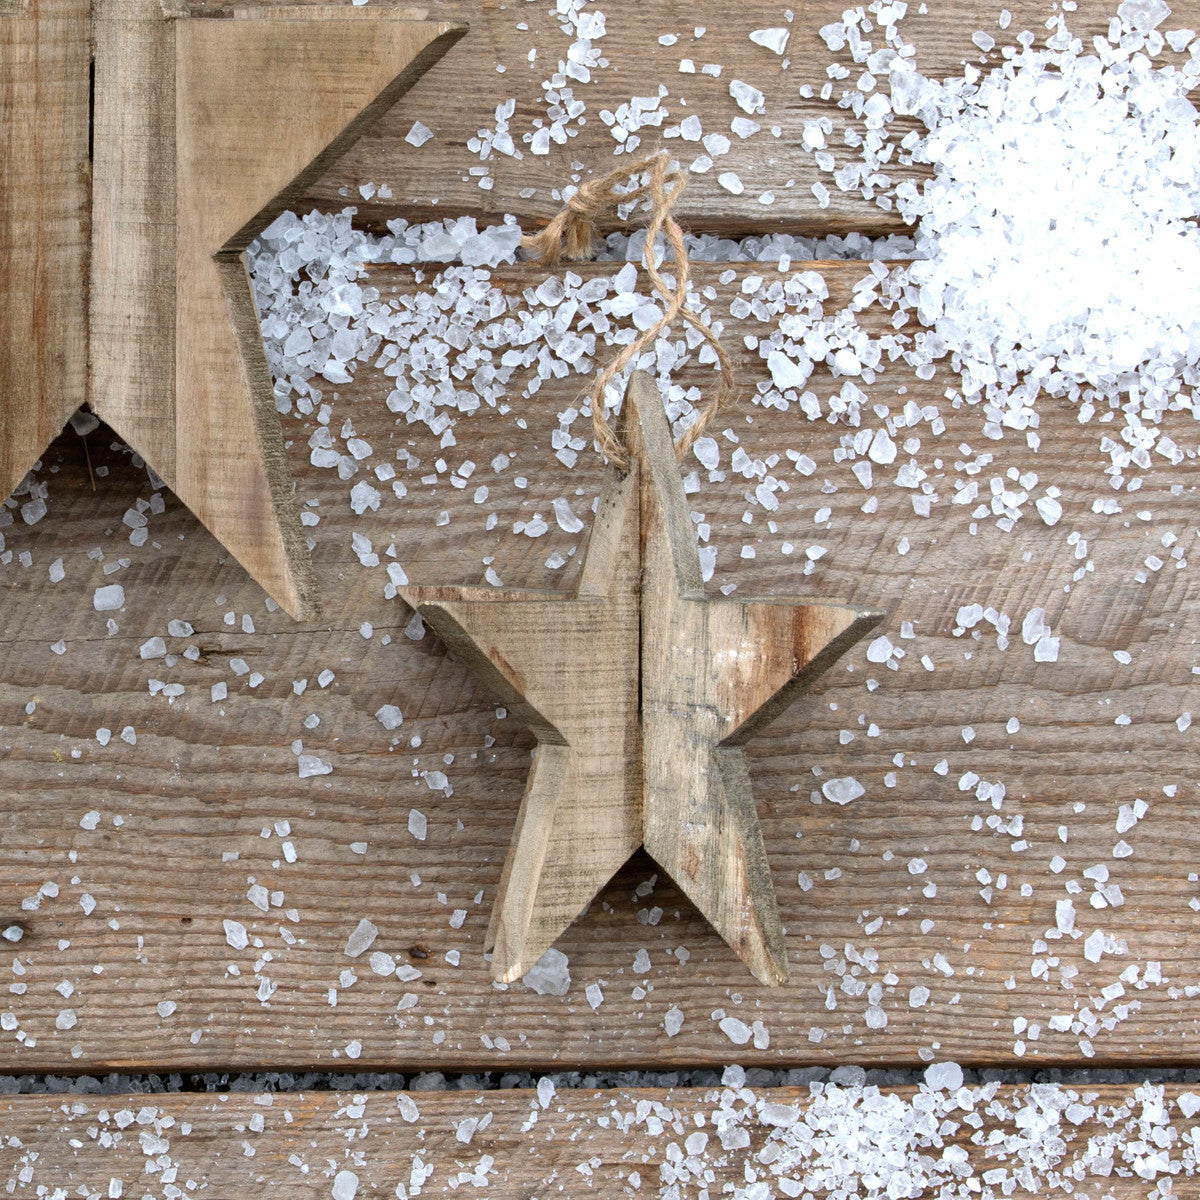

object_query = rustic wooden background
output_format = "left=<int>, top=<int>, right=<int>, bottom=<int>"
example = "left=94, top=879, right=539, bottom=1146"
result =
left=2, top=0, right=1199, bottom=1192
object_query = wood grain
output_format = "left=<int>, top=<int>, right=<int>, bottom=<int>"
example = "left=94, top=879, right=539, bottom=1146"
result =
left=90, top=0, right=179, bottom=479
left=1, top=260, right=1197, bottom=1074
left=0, top=1083, right=1195, bottom=1198
left=0, top=0, right=90, bottom=503
left=258, top=0, right=1159, bottom=239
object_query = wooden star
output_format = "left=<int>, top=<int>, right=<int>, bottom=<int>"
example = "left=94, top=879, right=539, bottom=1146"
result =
left=1, top=0, right=465, bottom=617
left=401, top=373, right=884, bottom=986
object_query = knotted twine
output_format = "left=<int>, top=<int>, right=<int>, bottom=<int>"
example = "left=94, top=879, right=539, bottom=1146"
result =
left=523, top=152, right=734, bottom=473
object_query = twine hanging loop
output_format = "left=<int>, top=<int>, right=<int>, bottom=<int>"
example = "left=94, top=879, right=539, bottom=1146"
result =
left=523, top=152, right=735, bottom=472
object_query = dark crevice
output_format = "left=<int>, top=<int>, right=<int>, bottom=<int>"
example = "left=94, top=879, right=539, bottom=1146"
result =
left=87, top=54, right=94, bottom=163
left=4, top=1065, right=1200, bottom=1096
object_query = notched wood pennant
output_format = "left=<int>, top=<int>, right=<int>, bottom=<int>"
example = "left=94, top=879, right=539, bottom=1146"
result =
left=0, top=0, right=466, bottom=617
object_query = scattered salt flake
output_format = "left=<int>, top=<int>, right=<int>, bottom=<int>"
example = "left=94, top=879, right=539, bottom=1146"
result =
left=866, top=635, right=893, bottom=663
left=729, top=79, right=765, bottom=114
left=224, top=919, right=249, bottom=950
left=718, top=1015, right=752, bottom=1045
left=1037, top=495, right=1063, bottom=526
left=93, top=584, right=125, bottom=612
left=552, top=497, right=584, bottom=533
left=1083, top=929, right=1106, bottom=962
left=693, top=437, right=720, bottom=470
left=767, top=349, right=809, bottom=390
left=408, top=808, right=427, bottom=840
left=21, top=497, right=46, bottom=525
left=350, top=481, right=381, bottom=514
left=79, top=811, right=101, bottom=831
left=405, top=121, right=434, bottom=148
left=822, top=776, right=865, bottom=805
left=344, top=918, right=379, bottom=958
left=664, top=1005, right=684, bottom=1036
left=332, top=1170, right=359, bottom=1200
left=1034, top=633, right=1060, bottom=663
left=924, top=1061, right=964, bottom=1091
left=522, top=947, right=571, bottom=995
left=1118, top=0, right=1171, bottom=31
left=298, top=754, right=332, bottom=779
left=868, top=429, right=897, bottom=465
left=375, top=704, right=403, bottom=731
left=749, top=26, right=789, bottom=54
left=717, top=171, right=744, bottom=195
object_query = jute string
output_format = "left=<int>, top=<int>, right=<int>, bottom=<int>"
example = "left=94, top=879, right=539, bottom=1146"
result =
left=523, top=152, right=734, bottom=472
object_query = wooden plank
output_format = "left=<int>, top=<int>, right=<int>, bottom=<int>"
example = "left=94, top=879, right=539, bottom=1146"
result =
left=0, top=0, right=90, bottom=503
left=269, top=0, right=1153, bottom=237
left=0, top=261, right=1197, bottom=1074
left=90, top=0, right=179, bottom=481
left=0, top=1082, right=1196, bottom=1197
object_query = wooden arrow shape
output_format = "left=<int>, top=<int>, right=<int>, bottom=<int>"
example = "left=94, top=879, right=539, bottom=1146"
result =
left=402, top=373, right=885, bottom=985
left=2, top=0, right=465, bottom=617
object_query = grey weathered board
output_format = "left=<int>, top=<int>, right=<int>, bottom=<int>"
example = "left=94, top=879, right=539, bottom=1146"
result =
left=0, top=260, right=1196, bottom=1075
left=267, top=0, right=1184, bottom=238
left=0, top=1083, right=1193, bottom=1197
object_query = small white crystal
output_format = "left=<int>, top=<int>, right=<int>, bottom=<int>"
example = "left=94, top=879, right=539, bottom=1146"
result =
left=344, top=918, right=378, bottom=958
left=93, top=584, right=125, bottom=612
left=822, top=776, right=865, bottom=805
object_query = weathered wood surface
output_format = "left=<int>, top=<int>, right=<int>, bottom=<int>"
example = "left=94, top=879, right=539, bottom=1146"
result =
left=256, top=0, right=1169, bottom=238
left=88, top=0, right=466, bottom=619
left=0, top=0, right=90, bottom=504
left=0, top=1082, right=1196, bottom=1198
left=1, top=259, right=1197, bottom=1074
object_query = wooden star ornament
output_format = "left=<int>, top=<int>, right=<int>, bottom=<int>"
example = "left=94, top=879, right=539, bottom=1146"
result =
left=1, top=0, right=465, bottom=617
left=400, top=373, right=884, bottom=986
